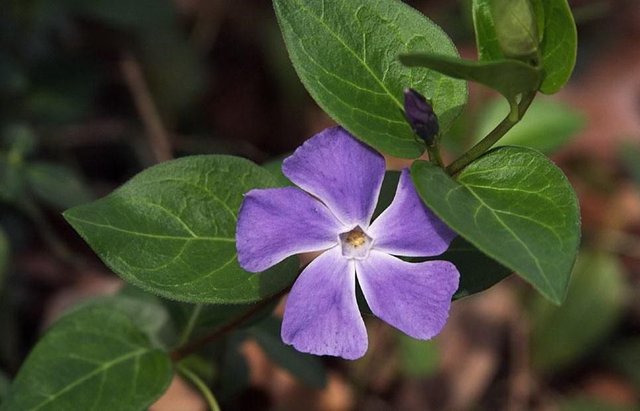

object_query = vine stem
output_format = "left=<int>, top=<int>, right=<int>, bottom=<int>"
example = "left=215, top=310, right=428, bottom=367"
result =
left=445, top=91, right=537, bottom=175
left=176, top=363, right=221, bottom=411
left=170, top=285, right=291, bottom=362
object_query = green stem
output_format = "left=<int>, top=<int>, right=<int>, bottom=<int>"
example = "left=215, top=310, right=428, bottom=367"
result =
left=177, top=304, right=203, bottom=348
left=426, top=144, right=444, bottom=168
left=446, top=91, right=537, bottom=175
left=177, top=363, right=221, bottom=411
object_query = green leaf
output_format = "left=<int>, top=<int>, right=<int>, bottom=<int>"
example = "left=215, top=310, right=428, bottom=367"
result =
left=440, top=237, right=512, bottom=300
left=411, top=146, right=580, bottom=304
left=273, top=0, right=467, bottom=158
left=474, top=97, right=584, bottom=153
left=490, top=0, right=539, bottom=58
left=397, top=334, right=439, bottom=377
left=64, top=155, right=298, bottom=304
left=0, top=304, right=173, bottom=411
left=400, top=53, right=541, bottom=103
left=471, top=0, right=576, bottom=93
left=472, top=0, right=504, bottom=61
left=538, top=0, right=577, bottom=93
left=26, top=162, right=93, bottom=210
left=249, top=317, right=327, bottom=388
left=531, top=251, right=625, bottom=373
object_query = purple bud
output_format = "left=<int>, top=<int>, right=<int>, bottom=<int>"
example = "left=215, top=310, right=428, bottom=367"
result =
left=403, top=88, right=439, bottom=146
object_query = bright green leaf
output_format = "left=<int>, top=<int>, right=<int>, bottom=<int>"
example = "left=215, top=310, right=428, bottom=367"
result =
left=440, top=237, right=512, bottom=300
left=411, top=146, right=580, bottom=304
left=250, top=317, right=327, bottom=388
left=531, top=251, right=625, bottom=373
left=26, top=162, right=93, bottom=210
left=474, top=97, right=584, bottom=153
left=273, top=0, right=467, bottom=158
left=400, top=53, right=541, bottom=103
left=0, top=304, right=173, bottom=411
left=64, top=155, right=298, bottom=304
left=538, top=0, right=577, bottom=93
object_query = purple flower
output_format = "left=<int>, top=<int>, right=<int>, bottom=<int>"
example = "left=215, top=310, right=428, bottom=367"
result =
left=236, top=127, right=459, bottom=359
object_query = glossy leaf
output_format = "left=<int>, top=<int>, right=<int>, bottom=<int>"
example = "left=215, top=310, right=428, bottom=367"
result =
left=412, top=146, right=580, bottom=304
left=274, top=0, right=467, bottom=158
left=26, top=162, right=93, bottom=210
left=531, top=251, right=625, bottom=373
left=400, top=53, right=541, bottom=103
left=439, top=237, right=512, bottom=300
left=64, top=155, right=298, bottom=304
left=250, top=317, right=327, bottom=388
left=538, top=0, right=577, bottom=93
left=474, top=97, right=584, bottom=153
left=0, top=304, right=173, bottom=411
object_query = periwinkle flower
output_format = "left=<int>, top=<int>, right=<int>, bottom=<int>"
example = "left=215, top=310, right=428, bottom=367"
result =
left=236, top=127, right=459, bottom=359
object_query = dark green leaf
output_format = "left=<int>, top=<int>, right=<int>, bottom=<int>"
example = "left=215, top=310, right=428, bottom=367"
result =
left=397, top=334, right=439, bottom=377
left=474, top=97, right=584, bottom=153
left=440, top=237, right=512, bottom=300
left=274, top=0, right=467, bottom=158
left=531, top=251, right=625, bottom=373
left=261, top=155, right=292, bottom=187
left=64, top=155, right=298, bottom=304
left=250, top=317, right=327, bottom=388
left=400, top=53, right=541, bottom=103
left=411, top=146, right=580, bottom=304
left=0, top=304, right=173, bottom=411
left=26, top=162, right=93, bottom=210
left=538, top=0, right=577, bottom=93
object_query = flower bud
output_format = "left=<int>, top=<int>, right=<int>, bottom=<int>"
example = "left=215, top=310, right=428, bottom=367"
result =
left=491, top=0, right=538, bottom=59
left=403, top=88, right=439, bottom=146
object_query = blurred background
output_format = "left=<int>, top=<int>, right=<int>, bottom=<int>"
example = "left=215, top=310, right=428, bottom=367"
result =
left=0, top=0, right=639, bottom=410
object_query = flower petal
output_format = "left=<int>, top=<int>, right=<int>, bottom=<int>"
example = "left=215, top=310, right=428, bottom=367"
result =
left=369, top=169, right=456, bottom=257
left=281, top=247, right=367, bottom=359
left=237, top=187, right=342, bottom=272
left=282, top=126, right=385, bottom=227
left=357, top=250, right=459, bottom=340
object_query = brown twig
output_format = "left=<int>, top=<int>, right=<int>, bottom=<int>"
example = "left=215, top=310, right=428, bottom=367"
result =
left=119, top=51, right=173, bottom=163
left=170, top=286, right=291, bottom=362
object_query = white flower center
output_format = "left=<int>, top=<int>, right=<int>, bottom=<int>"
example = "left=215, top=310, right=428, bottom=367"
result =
left=339, top=226, right=373, bottom=260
